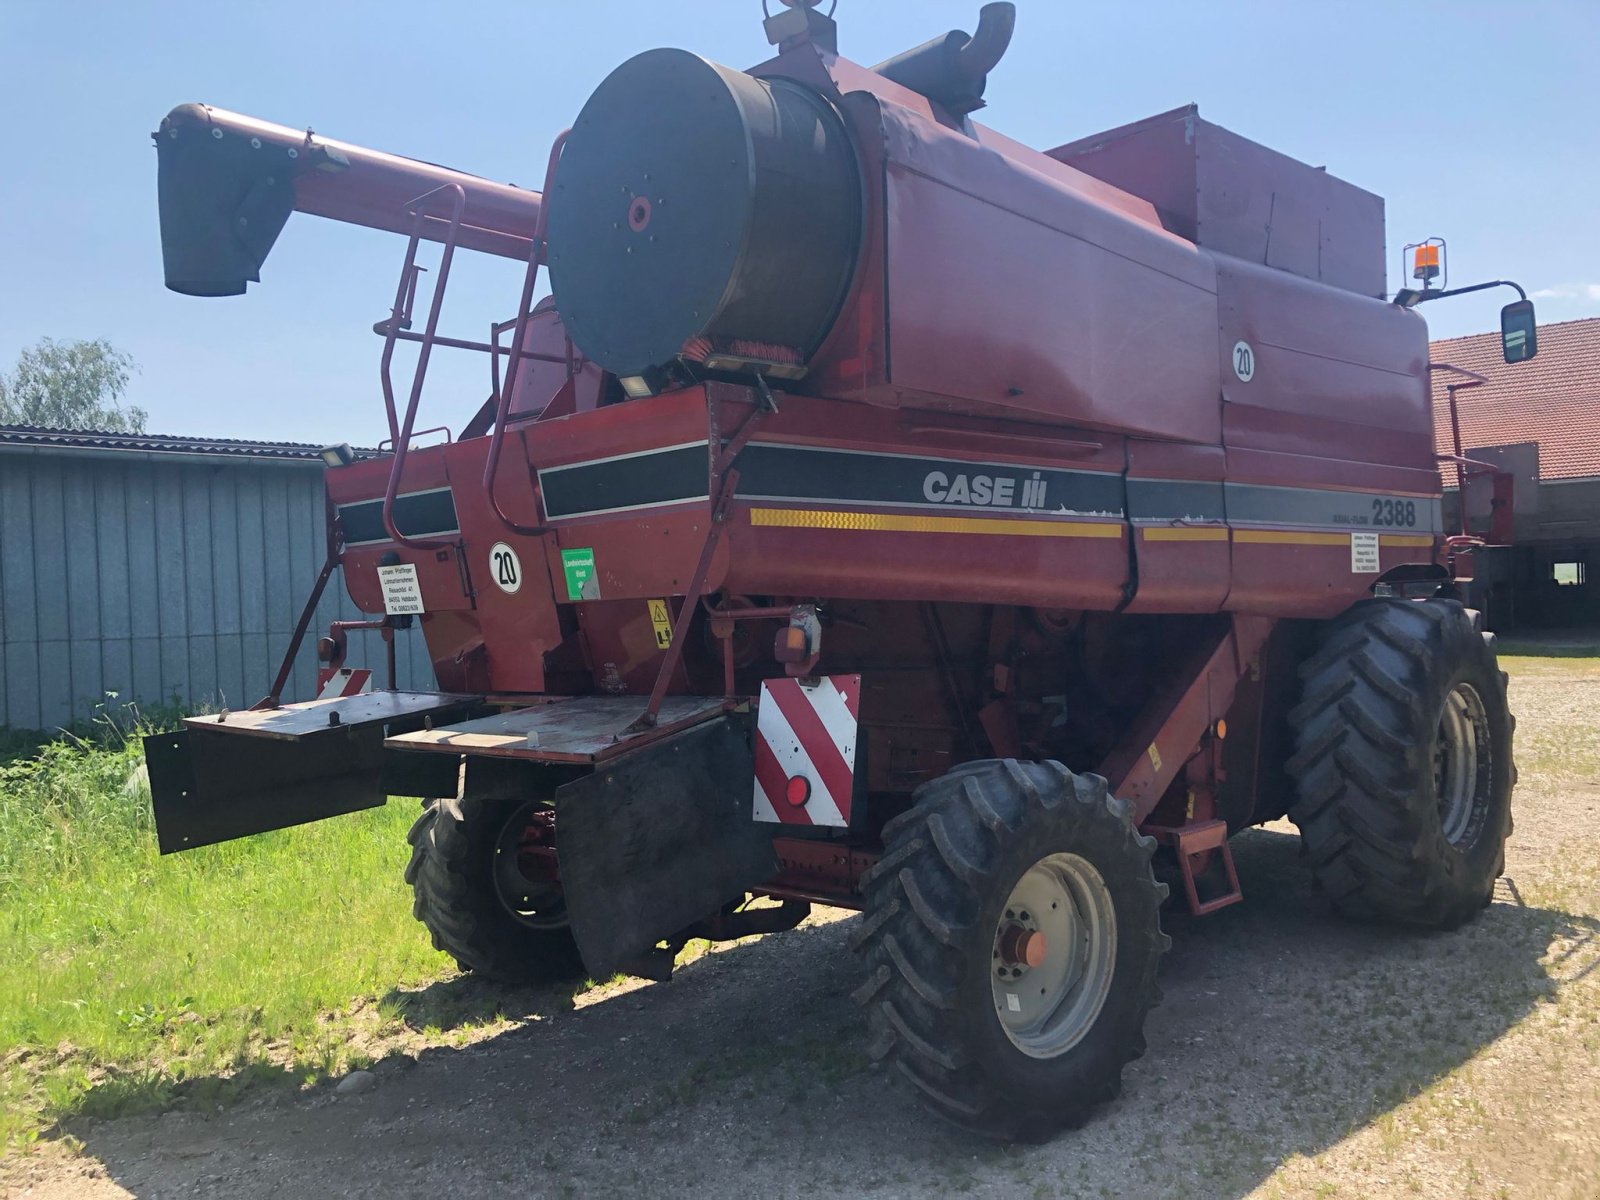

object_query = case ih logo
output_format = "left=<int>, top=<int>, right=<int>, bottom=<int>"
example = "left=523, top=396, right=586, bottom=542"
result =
left=732, top=445, right=1125, bottom=517
left=922, top=469, right=1048, bottom=509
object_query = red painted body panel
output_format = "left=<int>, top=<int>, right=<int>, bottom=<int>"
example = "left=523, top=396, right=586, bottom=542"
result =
left=439, top=434, right=565, bottom=694
left=1050, top=105, right=1387, bottom=300
left=548, top=509, right=717, bottom=602
left=1124, top=441, right=1229, bottom=614
left=876, top=104, right=1220, bottom=442
left=723, top=507, right=1128, bottom=609
left=1217, top=258, right=1432, bottom=442
left=530, top=387, right=710, bottom=468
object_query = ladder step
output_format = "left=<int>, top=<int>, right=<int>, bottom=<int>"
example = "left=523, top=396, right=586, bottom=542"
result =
left=1145, top=818, right=1243, bottom=916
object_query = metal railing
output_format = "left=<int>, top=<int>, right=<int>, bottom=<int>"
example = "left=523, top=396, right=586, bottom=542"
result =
left=371, top=128, right=576, bottom=547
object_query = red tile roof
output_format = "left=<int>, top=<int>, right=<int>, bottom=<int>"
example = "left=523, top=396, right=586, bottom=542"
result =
left=1430, top=316, right=1600, bottom=481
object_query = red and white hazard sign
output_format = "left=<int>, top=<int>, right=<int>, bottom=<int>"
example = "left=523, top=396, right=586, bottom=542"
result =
left=753, top=674, right=860, bottom=827
left=316, top=667, right=373, bottom=700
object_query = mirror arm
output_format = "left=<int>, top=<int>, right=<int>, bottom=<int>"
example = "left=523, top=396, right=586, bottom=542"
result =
left=1394, top=279, right=1528, bottom=308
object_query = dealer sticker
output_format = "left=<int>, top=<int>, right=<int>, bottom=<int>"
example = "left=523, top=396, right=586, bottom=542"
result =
left=377, top=563, right=425, bottom=615
left=561, top=547, right=600, bottom=601
left=1351, top=531, right=1380, bottom=574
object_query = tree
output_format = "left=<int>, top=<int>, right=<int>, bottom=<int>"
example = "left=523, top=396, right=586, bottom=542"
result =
left=0, top=338, right=146, bottom=433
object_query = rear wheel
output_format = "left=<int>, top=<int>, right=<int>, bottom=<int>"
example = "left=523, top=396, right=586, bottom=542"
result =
left=853, top=759, right=1168, bottom=1142
left=1287, top=598, right=1515, bottom=929
left=405, top=794, right=584, bottom=984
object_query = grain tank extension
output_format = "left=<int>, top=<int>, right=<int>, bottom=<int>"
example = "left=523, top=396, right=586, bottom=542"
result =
left=143, top=1, right=1532, bottom=1141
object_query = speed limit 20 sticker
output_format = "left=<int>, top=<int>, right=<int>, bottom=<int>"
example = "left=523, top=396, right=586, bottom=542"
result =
left=1231, top=340, right=1255, bottom=383
left=488, top=542, right=523, bottom=595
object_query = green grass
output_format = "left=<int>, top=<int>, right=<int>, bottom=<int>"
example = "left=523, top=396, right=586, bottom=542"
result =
left=0, top=717, right=451, bottom=1149
left=1497, top=639, right=1600, bottom=659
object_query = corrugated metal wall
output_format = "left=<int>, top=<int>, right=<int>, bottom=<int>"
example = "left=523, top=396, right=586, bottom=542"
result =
left=0, top=449, right=433, bottom=731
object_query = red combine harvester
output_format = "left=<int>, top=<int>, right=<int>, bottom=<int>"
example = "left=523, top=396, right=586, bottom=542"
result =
left=147, top=2, right=1537, bottom=1139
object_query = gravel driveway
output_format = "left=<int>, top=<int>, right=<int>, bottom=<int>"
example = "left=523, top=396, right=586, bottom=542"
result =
left=9, top=656, right=1599, bottom=1199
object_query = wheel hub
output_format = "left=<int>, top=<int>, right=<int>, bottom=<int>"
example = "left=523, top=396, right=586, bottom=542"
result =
left=491, top=800, right=569, bottom=931
left=997, top=925, right=1048, bottom=969
left=1435, top=681, right=1490, bottom=848
left=991, top=852, right=1117, bottom=1059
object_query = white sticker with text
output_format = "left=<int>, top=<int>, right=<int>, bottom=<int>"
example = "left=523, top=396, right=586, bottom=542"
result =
left=378, top=563, right=425, bottom=615
left=1351, top=531, right=1380, bottom=574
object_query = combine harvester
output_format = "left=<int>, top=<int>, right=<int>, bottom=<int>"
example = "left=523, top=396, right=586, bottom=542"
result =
left=148, top=1, right=1538, bottom=1139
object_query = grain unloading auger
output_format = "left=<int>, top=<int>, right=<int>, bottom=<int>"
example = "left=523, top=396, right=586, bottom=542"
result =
left=145, top=1, right=1535, bottom=1140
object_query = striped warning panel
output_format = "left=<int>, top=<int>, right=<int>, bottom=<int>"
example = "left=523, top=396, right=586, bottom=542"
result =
left=316, top=668, right=373, bottom=700
left=753, top=674, right=861, bottom=828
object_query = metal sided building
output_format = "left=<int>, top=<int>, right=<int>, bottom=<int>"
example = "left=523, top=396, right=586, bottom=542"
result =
left=0, top=426, right=433, bottom=731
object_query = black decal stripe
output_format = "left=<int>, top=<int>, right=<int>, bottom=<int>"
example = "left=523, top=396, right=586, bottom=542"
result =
left=539, top=443, right=709, bottom=520
left=528, top=435, right=1443, bottom=538
left=1224, top=484, right=1442, bottom=533
left=1127, top=479, right=1226, bottom=523
left=339, top=489, right=460, bottom=546
left=734, top=443, right=1125, bottom=516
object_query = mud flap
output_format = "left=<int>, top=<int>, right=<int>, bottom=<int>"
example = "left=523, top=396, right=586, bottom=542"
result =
left=145, top=692, right=478, bottom=853
left=147, top=726, right=388, bottom=853
left=555, top=713, right=777, bottom=978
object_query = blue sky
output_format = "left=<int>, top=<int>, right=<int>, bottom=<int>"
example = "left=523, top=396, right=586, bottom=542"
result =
left=2, top=0, right=1596, bottom=444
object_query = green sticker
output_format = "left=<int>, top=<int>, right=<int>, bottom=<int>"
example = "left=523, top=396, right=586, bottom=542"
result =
left=561, top=547, right=599, bottom=601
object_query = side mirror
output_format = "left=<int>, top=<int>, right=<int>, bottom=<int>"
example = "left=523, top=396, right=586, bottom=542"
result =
left=1501, top=299, right=1538, bottom=364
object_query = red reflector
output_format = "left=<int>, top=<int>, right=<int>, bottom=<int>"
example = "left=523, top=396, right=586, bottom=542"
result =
left=785, top=775, right=811, bottom=808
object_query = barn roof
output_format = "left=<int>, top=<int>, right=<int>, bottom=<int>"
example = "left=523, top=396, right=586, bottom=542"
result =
left=0, top=425, right=373, bottom=463
left=1430, top=316, right=1600, bottom=482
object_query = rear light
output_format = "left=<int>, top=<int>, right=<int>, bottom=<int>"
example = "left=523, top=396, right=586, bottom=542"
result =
left=785, top=775, right=811, bottom=808
left=774, top=624, right=811, bottom=663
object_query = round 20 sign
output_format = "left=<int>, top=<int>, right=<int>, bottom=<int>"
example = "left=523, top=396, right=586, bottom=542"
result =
left=488, top=542, right=523, bottom=595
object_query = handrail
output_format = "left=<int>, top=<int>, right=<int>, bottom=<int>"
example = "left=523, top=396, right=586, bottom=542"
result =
left=380, top=183, right=467, bottom=550
left=482, top=129, right=571, bottom=538
left=1430, top=361, right=1490, bottom=536
left=376, top=425, right=451, bottom=455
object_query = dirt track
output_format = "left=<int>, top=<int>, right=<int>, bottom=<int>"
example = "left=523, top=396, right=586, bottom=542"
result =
left=8, top=657, right=1600, bottom=1199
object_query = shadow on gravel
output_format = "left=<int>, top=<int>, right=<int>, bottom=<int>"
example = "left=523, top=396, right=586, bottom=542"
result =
left=67, top=827, right=1596, bottom=1199
left=380, top=972, right=575, bottom=1034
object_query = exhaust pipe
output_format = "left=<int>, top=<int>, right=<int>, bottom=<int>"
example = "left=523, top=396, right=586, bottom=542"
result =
left=153, top=104, right=544, bottom=297
left=872, top=2, right=1017, bottom=117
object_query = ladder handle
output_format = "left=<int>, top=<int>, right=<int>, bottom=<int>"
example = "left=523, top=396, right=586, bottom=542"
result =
left=482, top=130, right=570, bottom=538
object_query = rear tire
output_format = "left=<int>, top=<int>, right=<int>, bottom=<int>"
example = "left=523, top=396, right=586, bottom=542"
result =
left=1287, top=598, right=1515, bottom=929
left=853, top=760, right=1168, bottom=1142
left=405, top=795, right=584, bottom=984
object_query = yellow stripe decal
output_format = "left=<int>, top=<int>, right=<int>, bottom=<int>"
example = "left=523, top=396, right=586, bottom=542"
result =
left=748, top=507, right=1123, bottom=539
left=750, top=510, right=1437, bottom=549
left=1141, top=526, right=1229, bottom=542
left=1236, top=530, right=1438, bottom=548
left=1380, top=534, right=1435, bottom=547
left=1235, top=530, right=1351, bottom=546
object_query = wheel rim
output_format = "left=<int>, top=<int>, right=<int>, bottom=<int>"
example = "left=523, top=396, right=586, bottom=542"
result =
left=491, top=800, right=568, bottom=931
left=991, top=852, right=1117, bottom=1059
left=1435, top=681, right=1491, bottom=848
